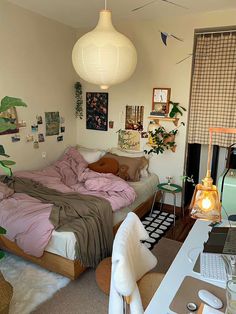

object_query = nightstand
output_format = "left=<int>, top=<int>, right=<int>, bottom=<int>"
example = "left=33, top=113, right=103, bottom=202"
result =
left=150, top=183, right=183, bottom=225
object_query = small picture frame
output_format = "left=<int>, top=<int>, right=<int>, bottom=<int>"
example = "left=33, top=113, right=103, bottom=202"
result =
left=152, top=88, right=171, bottom=115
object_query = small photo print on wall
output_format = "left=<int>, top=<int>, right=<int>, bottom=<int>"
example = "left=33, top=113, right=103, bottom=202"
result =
left=38, top=133, right=45, bottom=142
left=18, top=120, right=26, bottom=128
left=11, top=134, right=20, bottom=142
left=141, top=131, right=148, bottom=138
left=26, top=134, right=34, bottom=142
left=57, top=135, right=63, bottom=142
left=36, top=115, right=43, bottom=125
left=33, top=140, right=39, bottom=149
left=60, top=126, right=65, bottom=133
left=125, top=105, right=144, bottom=131
left=31, top=124, right=38, bottom=133
left=86, top=92, right=108, bottom=131
left=45, top=112, right=60, bottom=136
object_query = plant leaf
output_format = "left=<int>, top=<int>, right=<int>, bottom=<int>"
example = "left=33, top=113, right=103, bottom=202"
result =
left=0, top=251, right=5, bottom=259
left=0, top=226, right=6, bottom=234
left=0, top=145, right=10, bottom=157
left=0, top=117, right=17, bottom=133
left=0, top=96, right=27, bottom=113
left=0, top=160, right=15, bottom=166
left=0, top=162, right=12, bottom=176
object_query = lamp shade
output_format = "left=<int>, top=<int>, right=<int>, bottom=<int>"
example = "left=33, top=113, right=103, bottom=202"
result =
left=72, top=10, right=137, bottom=90
left=190, top=183, right=221, bottom=223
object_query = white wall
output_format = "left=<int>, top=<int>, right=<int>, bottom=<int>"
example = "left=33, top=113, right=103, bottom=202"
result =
left=75, top=8, right=236, bottom=206
left=0, top=1, right=77, bottom=171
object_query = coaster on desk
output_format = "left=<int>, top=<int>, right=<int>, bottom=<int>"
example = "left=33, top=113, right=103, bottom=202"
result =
left=169, top=276, right=226, bottom=314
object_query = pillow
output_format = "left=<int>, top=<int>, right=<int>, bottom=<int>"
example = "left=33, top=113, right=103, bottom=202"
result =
left=76, top=145, right=106, bottom=163
left=103, top=153, right=146, bottom=182
left=109, top=147, right=145, bottom=158
left=0, top=182, right=14, bottom=200
left=88, top=157, right=119, bottom=174
left=108, top=147, right=150, bottom=178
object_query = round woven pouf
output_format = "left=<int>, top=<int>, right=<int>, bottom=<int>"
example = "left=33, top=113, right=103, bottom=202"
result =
left=95, top=257, right=111, bottom=295
left=0, top=271, right=13, bottom=314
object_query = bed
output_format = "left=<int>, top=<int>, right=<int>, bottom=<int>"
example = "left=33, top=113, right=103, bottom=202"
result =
left=0, top=147, right=160, bottom=279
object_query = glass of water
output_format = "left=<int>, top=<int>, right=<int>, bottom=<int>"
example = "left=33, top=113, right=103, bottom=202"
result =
left=225, top=279, right=236, bottom=314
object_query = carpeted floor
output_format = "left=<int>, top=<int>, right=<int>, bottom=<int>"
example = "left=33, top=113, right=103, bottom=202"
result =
left=33, top=238, right=182, bottom=314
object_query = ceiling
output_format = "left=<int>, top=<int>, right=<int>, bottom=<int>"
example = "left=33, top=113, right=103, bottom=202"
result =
left=7, top=0, right=236, bottom=29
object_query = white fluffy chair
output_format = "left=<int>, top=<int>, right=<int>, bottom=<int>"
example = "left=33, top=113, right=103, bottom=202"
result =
left=108, top=212, right=164, bottom=314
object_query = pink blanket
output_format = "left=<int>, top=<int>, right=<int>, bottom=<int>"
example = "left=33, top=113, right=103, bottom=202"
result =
left=0, top=148, right=136, bottom=257
left=0, top=193, right=54, bottom=257
left=16, top=147, right=136, bottom=211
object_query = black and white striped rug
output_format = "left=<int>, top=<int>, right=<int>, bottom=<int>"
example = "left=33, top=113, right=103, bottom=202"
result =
left=141, top=210, right=175, bottom=249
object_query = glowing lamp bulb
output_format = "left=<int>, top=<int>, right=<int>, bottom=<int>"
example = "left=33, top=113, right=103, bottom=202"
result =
left=201, top=197, right=212, bottom=211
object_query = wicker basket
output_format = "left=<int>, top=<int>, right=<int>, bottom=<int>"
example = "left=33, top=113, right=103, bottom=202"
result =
left=0, top=271, right=13, bottom=314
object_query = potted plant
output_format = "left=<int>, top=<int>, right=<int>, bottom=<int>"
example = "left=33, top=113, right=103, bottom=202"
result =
left=169, top=101, right=186, bottom=118
left=0, top=96, right=27, bottom=176
left=144, top=122, right=185, bottom=155
left=0, top=96, right=27, bottom=313
left=0, top=96, right=27, bottom=254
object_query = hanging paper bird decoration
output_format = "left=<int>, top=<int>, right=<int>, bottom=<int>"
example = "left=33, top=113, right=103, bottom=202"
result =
left=132, top=0, right=188, bottom=12
left=176, top=53, right=193, bottom=64
left=160, top=31, right=183, bottom=46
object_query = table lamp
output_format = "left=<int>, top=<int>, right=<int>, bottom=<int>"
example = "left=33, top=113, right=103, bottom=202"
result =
left=189, top=127, right=236, bottom=223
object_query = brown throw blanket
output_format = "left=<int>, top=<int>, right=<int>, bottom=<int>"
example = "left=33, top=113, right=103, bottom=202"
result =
left=1, top=176, right=113, bottom=268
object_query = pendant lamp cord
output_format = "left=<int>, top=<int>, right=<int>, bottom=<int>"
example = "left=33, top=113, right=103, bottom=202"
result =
left=207, top=130, right=213, bottom=175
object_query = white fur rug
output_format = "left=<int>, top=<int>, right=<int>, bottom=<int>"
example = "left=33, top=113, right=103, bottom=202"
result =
left=0, top=253, right=70, bottom=314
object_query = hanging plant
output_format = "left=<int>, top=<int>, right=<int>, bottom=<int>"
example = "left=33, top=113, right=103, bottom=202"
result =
left=74, top=82, right=83, bottom=119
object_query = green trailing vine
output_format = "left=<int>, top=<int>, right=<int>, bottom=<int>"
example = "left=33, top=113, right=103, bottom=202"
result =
left=74, top=82, right=83, bottom=119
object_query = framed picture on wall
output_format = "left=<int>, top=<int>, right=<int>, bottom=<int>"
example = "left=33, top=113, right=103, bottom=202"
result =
left=152, top=88, right=171, bottom=116
left=86, top=92, right=108, bottom=131
left=125, top=105, right=144, bottom=131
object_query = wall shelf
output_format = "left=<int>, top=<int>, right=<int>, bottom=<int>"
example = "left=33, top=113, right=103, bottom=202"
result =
left=148, top=116, right=179, bottom=126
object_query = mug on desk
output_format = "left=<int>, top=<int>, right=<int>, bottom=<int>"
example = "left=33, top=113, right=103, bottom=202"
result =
left=225, top=280, right=236, bottom=314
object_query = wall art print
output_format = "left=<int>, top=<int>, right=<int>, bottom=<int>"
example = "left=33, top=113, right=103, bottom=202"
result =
left=118, top=129, right=140, bottom=151
left=125, top=105, right=144, bottom=131
left=86, top=92, right=108, bottom=131
left=45, top=112, right=60, bottom=136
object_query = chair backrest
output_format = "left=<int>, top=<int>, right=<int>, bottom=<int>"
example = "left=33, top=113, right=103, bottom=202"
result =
left=109, top=212, right=157, bottom=314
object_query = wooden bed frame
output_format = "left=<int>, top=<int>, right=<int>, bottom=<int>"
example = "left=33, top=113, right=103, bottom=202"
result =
left=0, top=192, right=160, bottom=280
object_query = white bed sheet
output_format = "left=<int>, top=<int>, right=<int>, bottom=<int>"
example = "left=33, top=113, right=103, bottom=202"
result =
left=45, top=173, right=159, bottom=260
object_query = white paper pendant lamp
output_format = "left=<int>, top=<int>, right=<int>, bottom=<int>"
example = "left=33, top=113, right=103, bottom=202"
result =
left=72, top=9, right=137, bottom=90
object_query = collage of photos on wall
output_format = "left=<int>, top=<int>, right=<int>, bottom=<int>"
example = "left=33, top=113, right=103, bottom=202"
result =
left=4, top=108, right=66, bottom=149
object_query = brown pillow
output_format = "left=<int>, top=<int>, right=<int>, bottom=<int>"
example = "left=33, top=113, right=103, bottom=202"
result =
left=104, top=153, right=146, bottom=182
left=88, top=157, right=119, bottom=174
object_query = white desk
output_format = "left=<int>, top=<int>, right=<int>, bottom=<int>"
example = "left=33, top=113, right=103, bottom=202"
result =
left=145, top=220, right=226, bottom=314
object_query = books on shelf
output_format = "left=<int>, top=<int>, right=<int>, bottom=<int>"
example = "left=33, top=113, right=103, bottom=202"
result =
left=149, top=111, right=166, bottom=117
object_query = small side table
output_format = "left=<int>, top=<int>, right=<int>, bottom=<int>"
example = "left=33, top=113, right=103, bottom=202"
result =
left=150, top=183, right=183, bottom=225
